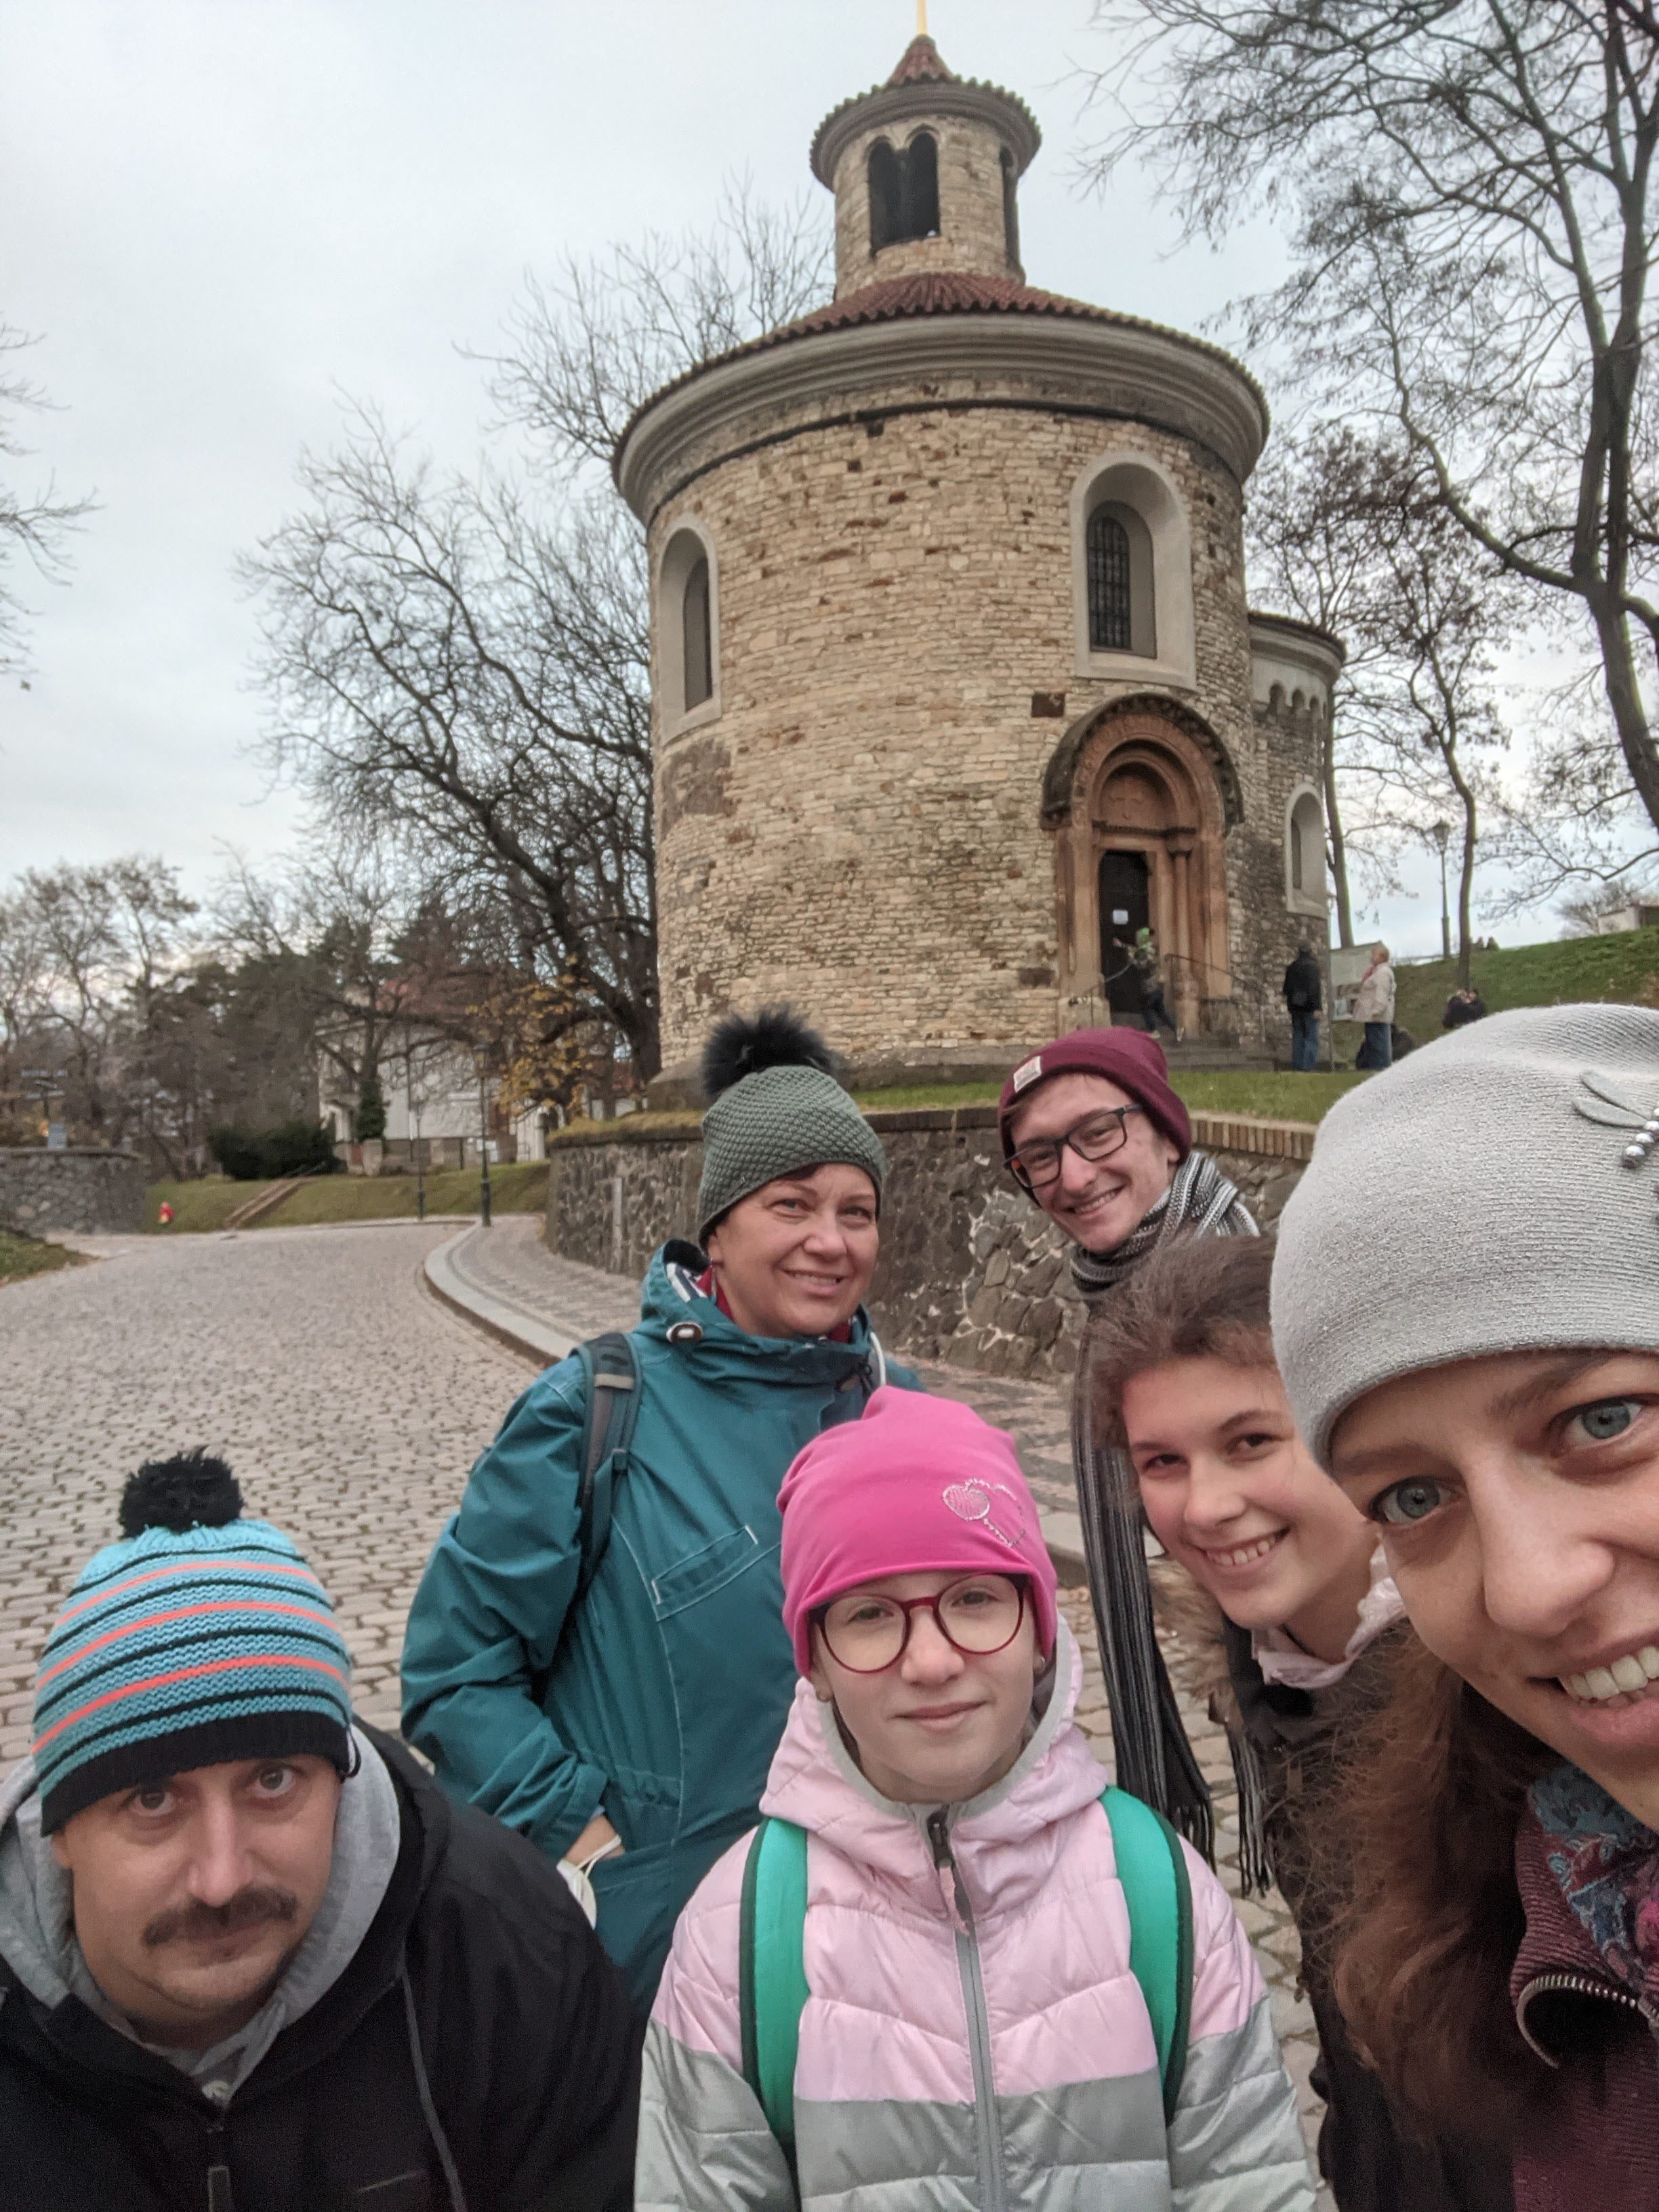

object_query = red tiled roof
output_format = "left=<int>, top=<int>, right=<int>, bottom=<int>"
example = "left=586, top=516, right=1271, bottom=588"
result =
left=887, top=35, right=955, bottom=86
left=613, top=269, right=1266, bottom=479
left=775, top=270, right=1124, bottom=340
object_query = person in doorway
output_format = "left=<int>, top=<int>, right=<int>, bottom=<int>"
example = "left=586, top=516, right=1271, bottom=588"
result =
left=0, top=1452, right=638, bottom=2211
left=1090, top=1235, right=1512, bottom=2212
left=1134, top=926, right=1183, bottom=1042
left=1442, top=986, right=1488, bottom=1029
left=636, top=1387, right=1314, bottom=2211
left=402, top=1008, right=920, bottom=2013
left=1349, top=945, right=1395, bottom=1069
left=998, top=1027, right=1256, bottom=1840
left=1284, top=943, right=1323, bottom=1071
left=1271, top=1004, right=1659, bottom=2207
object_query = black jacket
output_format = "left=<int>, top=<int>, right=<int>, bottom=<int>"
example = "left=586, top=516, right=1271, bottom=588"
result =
left=1283, top=951, right=1323, bottom=1013
left=0, top=1728, right=640, bottom=2212
left=1222, top=1623, right=1511, bottom=2212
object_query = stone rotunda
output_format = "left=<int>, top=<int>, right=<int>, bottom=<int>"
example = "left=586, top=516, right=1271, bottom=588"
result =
left=615, top=33, right=1340, bottom=1094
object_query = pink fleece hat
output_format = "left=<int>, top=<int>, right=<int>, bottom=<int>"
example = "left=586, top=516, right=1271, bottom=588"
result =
left=778, top=1386, right=1059, bottom=1674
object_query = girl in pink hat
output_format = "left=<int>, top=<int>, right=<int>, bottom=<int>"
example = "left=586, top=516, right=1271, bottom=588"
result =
left=636, top=1387, right=1312, bottom=2210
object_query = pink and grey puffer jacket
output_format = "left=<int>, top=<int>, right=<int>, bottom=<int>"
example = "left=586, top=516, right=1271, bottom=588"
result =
left=638, top=1624, right=1313, bottom=2210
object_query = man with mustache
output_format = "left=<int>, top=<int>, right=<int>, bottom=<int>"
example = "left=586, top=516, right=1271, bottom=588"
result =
left=0, top=1451, right=637, bottom=2210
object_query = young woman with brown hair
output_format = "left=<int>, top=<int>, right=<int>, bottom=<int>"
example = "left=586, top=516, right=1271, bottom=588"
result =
left=1088, top=1234, right=1509, bottom=2212
left=1271, top=1003, right=1659, bottom=2209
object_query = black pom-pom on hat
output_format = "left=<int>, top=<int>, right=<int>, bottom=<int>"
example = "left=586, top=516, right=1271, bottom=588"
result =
left=700, top=1006, right=837, bottom=1104
left=119, top=1450, right=244, bottom=1538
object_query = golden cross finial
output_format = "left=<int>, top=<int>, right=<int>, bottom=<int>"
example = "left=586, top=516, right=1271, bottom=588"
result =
left=916, top=0, right=928, bottom=33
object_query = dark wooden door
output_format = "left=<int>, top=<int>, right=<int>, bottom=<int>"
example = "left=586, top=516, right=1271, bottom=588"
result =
left=1099, top=850, right=1150, bottom=1017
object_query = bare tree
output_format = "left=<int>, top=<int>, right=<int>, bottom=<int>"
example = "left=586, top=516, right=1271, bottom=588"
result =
left=1249, top=428, right=1518, bottom=970
left=487, top=180, right=833, bottom=476
left=1082, top=0, right=1659, bottom=838
left=246, top=189, right=831, bottom=1080
left=242, top=413, right=658, bottom=1067
left=1, top=323, right=95, bottom=676
left=0, top=858, right=197, bottom=1152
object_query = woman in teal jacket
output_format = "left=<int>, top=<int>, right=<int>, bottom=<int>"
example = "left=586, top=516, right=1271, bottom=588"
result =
left=401, top=1013, right=921, bottom=2010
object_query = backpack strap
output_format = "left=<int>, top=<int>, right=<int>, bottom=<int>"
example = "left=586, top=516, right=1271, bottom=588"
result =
left=1102, top=1785, right=1193, bottom=2124
left=738, top=1816, right=811, bottom=2180
left=573, top=1332, right=640, bottom=1601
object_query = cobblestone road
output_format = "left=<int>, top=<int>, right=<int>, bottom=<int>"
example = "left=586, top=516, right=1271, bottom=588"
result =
left=0, top=1223, right=527, bottom=1758
left=0, top=1218, right=1325, bottom=2190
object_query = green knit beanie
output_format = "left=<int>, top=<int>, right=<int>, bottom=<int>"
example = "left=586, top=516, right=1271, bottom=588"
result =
left=696, top=1009, right=886, bottom=1242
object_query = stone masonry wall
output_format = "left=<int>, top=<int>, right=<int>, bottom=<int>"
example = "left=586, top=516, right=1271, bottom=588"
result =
left=544, top=1107, right=1311, bottom=1382
left=651, top=397, right=1282, bottom=1069
left=0, top=1148, right=146, bottom=1237
left=830, top=115, right=1020, bottom=295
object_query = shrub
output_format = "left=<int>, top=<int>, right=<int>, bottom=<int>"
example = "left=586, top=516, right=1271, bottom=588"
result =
left=207, top=1119, right=340, bottom=1182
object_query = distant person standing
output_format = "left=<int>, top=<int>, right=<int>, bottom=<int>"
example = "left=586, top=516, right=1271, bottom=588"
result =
left=1132, top=926, right=1181, bottom=1042
left=1350, top=943, right=1395, bottom=1069
left=1283, top=942, right=1322, bottom=1071
left=1441, top=987, right=1488, bottom=1029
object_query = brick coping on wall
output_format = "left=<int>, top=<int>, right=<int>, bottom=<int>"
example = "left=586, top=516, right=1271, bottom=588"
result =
left=547, top=1106, right=1317, bottom=1163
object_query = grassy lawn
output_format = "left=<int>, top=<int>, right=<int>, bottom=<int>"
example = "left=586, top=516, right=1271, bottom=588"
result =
left=260, top=1162, right=549, bottom=1225
left=851, top=1071, right=1366, bottom=1125
left=146, top=1179, right=247, bottom=1233
left=1334, top=929, right=1659, bottom=1062
left=0, top=1229, right=85, bottom=1286
left=144, top=1163, right=550, bottom=1231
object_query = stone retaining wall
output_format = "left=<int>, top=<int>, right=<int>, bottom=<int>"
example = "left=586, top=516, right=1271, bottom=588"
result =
left=0, top=1148, right=146, bottom=1237
left=545, top=1106, right=1312, bottom=1381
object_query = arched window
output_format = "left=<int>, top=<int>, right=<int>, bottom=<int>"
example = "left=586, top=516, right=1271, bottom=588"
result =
left=868, top=131, right=940, bottom=253
left=1286, top=787, right=1327, bottom=912
left=1087, top=510, right=1132, bottom=651
left=1000, top=147, right=1020, bottom=266
left=659, top=523, right=718, bottom=732
left=868, top=139, right=901, bottom=251
left=1086, top=504, right=1156, bottom=657
left=901, top=131, right=939, bottom=240
left=682, top=554, right=712, bottom=710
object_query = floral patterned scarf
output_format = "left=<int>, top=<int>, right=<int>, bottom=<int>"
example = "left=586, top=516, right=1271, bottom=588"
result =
left=1530, top=1761, right=1659, bottom=2005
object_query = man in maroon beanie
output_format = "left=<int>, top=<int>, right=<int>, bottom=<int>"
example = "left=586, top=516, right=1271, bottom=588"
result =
left=998, top=1028, right=1254, bottom=1290
left=997, top=1027, right=1257, bottom=1850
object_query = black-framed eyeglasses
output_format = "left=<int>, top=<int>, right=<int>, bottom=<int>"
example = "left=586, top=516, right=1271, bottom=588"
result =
left=1007, top=1106, right=1144, bottom=1193
left=817, top=1574, right=1028, bottom=1674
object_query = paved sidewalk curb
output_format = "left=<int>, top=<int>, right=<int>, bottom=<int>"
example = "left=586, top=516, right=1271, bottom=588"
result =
left=423, top=1227, right=1089, bottom=1580
left=424, top=1225, right=575, bottom=1366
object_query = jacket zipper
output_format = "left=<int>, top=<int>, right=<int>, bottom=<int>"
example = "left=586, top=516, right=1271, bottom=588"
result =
left=928, top=1809, right=1007, bottom=2212
left=1513, top=1968, right=1650, bottom=2066
left=205, top=2112, right=234, bottom=2211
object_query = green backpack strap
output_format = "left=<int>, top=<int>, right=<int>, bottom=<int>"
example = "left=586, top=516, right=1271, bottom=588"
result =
left=737, top=1794, right=1193, bottom=2170
left=1102, top=1785, right=1194, bottom=2124
left=739, top=1817, right=811, bottom=2178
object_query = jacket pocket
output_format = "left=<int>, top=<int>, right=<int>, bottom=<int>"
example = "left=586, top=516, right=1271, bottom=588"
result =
left=650, top=1523, right=769, bottom=1619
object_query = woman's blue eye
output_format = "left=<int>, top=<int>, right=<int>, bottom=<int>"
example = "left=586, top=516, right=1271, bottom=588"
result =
left=1571, top=1398, right=1640, bottom=1444
left=1372, top=1477, right=1446, bottom=1528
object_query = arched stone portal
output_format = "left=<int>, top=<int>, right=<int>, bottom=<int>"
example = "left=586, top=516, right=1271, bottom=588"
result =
left=1046, top=703, right=1236, bottom=1037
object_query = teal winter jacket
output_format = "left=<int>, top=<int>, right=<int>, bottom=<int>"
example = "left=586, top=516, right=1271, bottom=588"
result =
left=401, top=1241, right=920, bottom=2011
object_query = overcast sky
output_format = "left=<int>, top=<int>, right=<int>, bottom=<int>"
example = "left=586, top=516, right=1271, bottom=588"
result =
left=3, top=0, right=1471, bottom=954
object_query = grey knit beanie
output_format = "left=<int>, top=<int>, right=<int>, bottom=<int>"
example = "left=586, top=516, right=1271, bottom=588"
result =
left=696, top=1008, right=886, bottom=1243
left=1272, top=1002, right=1659, bottom=1464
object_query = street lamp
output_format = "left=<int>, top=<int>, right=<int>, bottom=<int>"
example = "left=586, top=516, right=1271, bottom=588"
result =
left=473, top=1051, right=493, bottom=1229
left=1431, top=820, right=1452, bottom=962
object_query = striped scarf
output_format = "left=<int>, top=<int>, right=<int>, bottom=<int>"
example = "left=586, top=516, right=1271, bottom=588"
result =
left=1069, top=1151, right=1271, bottom=1885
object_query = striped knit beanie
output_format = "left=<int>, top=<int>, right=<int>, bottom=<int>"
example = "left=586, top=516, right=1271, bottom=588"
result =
left=696, top=1007, right=886, bottom=1243
left=33, top=1451, right=353, bottom=1832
